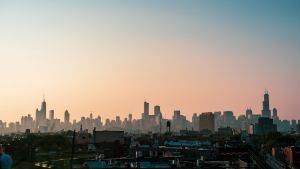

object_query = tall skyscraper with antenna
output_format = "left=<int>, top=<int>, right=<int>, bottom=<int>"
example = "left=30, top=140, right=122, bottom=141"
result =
left=262, top=90, right=271, bottom=118
left=35, top=98, right=47, bottom=130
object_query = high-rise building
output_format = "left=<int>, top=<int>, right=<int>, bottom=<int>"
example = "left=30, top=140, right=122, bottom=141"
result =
left=199, top=112, right=215, bottom=133
left=262, top=90, right=271, bottom=118
left=272, top=108, right=280, bottom=125
left=144, top=101, right=149, bottom=115
left=35, top=99, right=47, bottom=129
left=172, top=110, right=188, bottom=131
left=128, top=114, right=132, bottom=122
left=154, top=105, right=161, bottom=116
left=214, top=111, right=222, bottom=131
left=173, top=110, right=180, bottom=119
left=273, top=108, right=278, bottom=117
left=64, top=110, right=70, bottom=124
left=116, top=116, right=121, bottom=127
left=223, top=111, right=235, bottom=128
left=246, top=108, right=253, bottom=119
left=192, top=113, right=199, bottom=131
left=49, top=110, right=54, bottom=121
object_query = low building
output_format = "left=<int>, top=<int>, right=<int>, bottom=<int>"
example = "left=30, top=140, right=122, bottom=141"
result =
left=283, top=146, right=300, bottom=167
left=217, top=127, right=234, bottom=138
left=93, top=130, right=125, bottom=144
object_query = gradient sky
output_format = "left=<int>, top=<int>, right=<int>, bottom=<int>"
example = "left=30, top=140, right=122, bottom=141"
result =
left=0, top=0, right=300, bottom=123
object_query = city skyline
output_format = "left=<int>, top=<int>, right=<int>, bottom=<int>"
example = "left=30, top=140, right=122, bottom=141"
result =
left=0, top=88, right=300, bottom=123
left=0, top=89, right=298, bottom=124
left=1, top=1, right=300, bottom=122
left=1, top=90, right=298, bottom=135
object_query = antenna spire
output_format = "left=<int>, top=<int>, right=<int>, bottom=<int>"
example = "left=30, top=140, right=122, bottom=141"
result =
left=265, top=88, right=268, bottom=94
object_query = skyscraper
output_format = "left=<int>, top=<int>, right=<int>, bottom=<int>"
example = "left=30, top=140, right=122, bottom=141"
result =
left=223, top=111, right=235, bottom=128
left=128, top=113, right=132, bottom=122
left=49, top=110, right=54, bottom=121
left=154, top=105, right=162, bottom=116
left=142, top=101, right=150, bottom=130
left=144, top=101, right=149, bottom=115
left=192, top=113, right=199, bottom=131
left=246, top=108, right=253, bottom=119
left=64, top=110, right=70, bottom=124
left=199, top=112, right=215, bottom=133
left=35, top=99, right=47, bottom=129
left=262, top=90, right=271, bottom=118
left=273, top=108, right=278, bottom=117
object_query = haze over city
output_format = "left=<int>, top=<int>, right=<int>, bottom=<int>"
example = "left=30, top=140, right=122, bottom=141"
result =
left=0, top=1, right=300, bottom=123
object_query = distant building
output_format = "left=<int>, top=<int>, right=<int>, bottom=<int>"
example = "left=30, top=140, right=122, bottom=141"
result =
left=214, top=112, right=222, bottom=131
left=144, top=101, right=149, bottom=116
left=254, top=117, right=277, bottom=135
left=279, top=120, right=291, bottom=133
left=223, top=111, right=236, bottom=128
left=250, top=114, right=261, bottom=124
left=172, top=110, right=189, bottom=131
left=246, top=109, right=252, bottom=119
left=262, top=90, right=271, bottom=118
left=192, top=113, right=199, bottom=131
left=272, top=108, right=278, bottom=117
left=64, top=110, right=70, bottom=124
left=49, top=110, right=54, bottom=121
left=272, top=108, right=280, bottom=125
left=35, top=99, right=47, bottom=130
left=237, top=115, right=247, bottom=130
left=199, top=112, right=215, bottom=133
left=154, top=105, right=161, bottom=116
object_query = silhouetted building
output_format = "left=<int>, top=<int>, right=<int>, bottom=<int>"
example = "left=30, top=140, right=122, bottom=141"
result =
left=35, top=99, right=47, bottom=130
left=192, top=113, right=199, bottom=131
left=262, top=90, right=271, bottom=118
left=246, top=109, right=252, bottom=119
left=154, top=105, right=161, bottom=116
left=214, top=111, right=222, bottom=131
left=272, top=108, right=280, bottom=125
left=254, top=117, right=277, bottom=135
left=172, top=110, right=188, bottom=131
left=273, top=108, right=278, bottom=117
left=144, top=101, right=149, bottom=116
left=199, top=112, right=214, bottom=133
left=49, top=110, right=54, bottom=121
left=223, top=111, right=236, bottom=128
left=64, top=110, right=70, bottom=124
